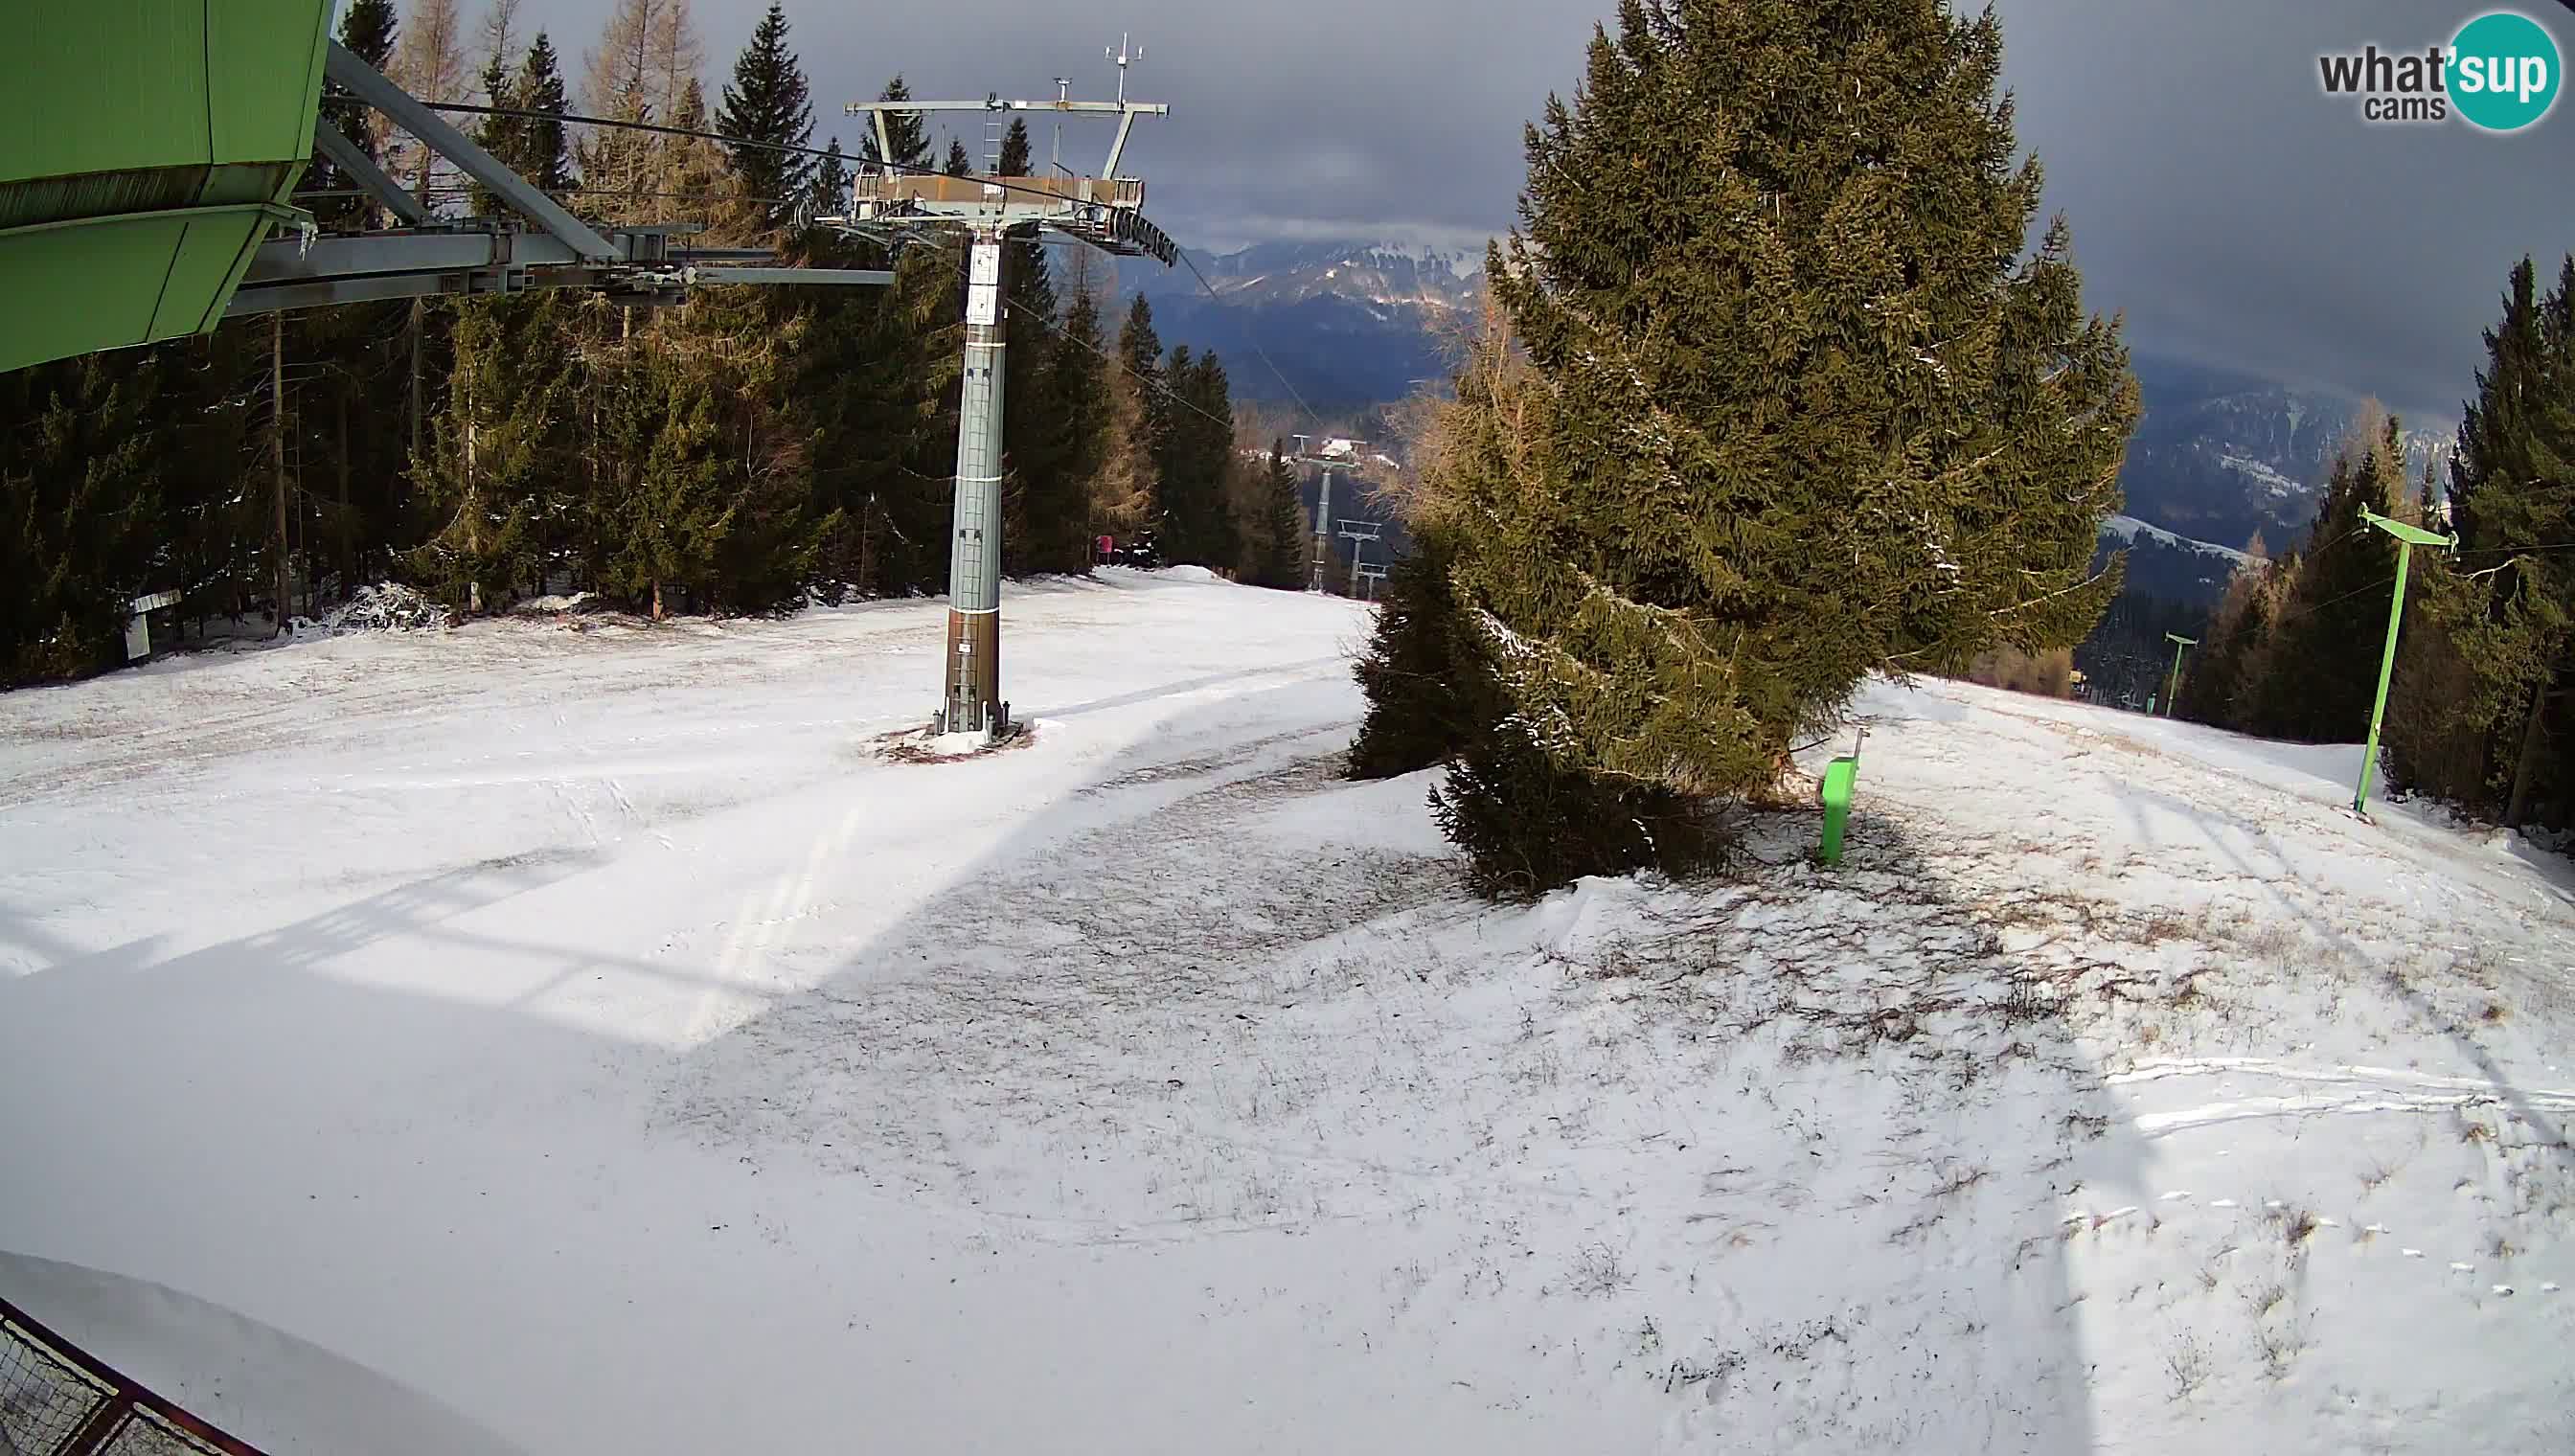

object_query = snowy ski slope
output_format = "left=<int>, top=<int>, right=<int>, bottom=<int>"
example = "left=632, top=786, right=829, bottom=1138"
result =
left=2, top=569, right=2569, bottom=1452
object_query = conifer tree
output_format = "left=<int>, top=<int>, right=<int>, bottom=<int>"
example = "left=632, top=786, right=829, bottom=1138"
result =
left=805, top=136, right=851, bottom=221
left=1250, top=442, right=1307, bottom=588
left=513, top=34, right=578, bottom=198
left=802, top=243, right=959, bottom=596
left=997, top=118, right=1034, bottom=178
left=944, top=138, right=973, bottom=177
left=660, top=80, right=722, bottom=195
left=716, top=2, right=814, bottom=234
left=2245, top=419, right=2406, bottom=741
left=0, top=353, right=166, bottom=681
left=2413, top=254, right=2575, bottom=823
left=2175, top=557, right=2276, bottom=726
left=1347, top=527, right=1472, bottom=778
left=407, top=291, right=577, bottom=611
left=1044, top=287, right=1117, bottom=559
left=1118, top=298, right=1162, bottom=384
left=1088, top=360, right=1158, bottom=548
left=1427, top=0, right=2134, bottom=892
left=1118, top=295, right=1166, bottom=448
left=605, top=358, right=733, bottom=621
left=467, top=52, right=525, bottom=218
left=1155, top=350, right=1241, bottom=569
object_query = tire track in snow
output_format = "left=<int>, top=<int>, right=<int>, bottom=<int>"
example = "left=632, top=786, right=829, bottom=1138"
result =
left=2108, top=1057, right=2575, bottom=1138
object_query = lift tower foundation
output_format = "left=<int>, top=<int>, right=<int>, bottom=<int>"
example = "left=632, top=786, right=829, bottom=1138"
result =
left=842, top=55, right=1174, bottom=741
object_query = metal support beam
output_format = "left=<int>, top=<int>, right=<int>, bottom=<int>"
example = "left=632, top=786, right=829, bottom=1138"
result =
left=685, top=265, right=896, bottom=286
left=226, top=225, right=893, bottom=317
left=1104, top=108, right=1143, bottom=179
left=250, top=229, right=524, bottom=282
left=323, top=40, right=620, bottom=261
left=312, top=119, right=432, bottom=228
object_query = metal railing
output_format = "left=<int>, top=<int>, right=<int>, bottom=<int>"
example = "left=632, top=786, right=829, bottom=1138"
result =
left=0, top=1295, right=268, bottom=1456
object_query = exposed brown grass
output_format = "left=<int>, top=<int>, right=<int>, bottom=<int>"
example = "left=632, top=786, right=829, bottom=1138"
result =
left=1954, top=646, right=2075, bottom=698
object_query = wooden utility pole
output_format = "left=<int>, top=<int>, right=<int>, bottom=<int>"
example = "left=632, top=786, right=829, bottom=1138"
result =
left=272, top=313, right=292, bottom=637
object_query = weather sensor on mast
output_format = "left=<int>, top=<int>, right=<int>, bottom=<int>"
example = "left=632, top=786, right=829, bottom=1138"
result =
left=1108, top=34, right=1143, bottom=103
left=841, top=44, right=1174, bottom=743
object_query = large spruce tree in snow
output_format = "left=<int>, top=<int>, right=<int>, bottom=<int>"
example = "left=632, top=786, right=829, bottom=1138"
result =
left=717, top=3, right=814, bottom=232
left=1423, top=0, right=2135, bottom=893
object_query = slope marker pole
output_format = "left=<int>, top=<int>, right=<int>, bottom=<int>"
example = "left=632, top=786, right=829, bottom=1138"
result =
left=2162, top=633, right=2196, bottom=717
left=2352, top=509, right=2453, bottom=816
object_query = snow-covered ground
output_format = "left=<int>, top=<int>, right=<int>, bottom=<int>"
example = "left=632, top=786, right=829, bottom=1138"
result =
left=3, top=570, right=2570, bottom=1453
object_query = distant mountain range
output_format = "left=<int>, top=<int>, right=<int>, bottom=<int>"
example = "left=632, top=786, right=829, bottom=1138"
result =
left=2114, top=355, right=2452, bottom=558
left=1128, top=239, right=2455, bottom=604
left=1121, top=239, right=1485, bottom=408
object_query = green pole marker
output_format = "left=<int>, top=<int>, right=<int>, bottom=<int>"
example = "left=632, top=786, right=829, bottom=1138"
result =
left=1817, top=727, right=1866, bottom=865
left=2163, top=632, right=2198, bottom=717
left=2352, top=509, right=2452, bottom=816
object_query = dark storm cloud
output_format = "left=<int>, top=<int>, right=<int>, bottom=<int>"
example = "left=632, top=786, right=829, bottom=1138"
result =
left=536, top=0, right=2570, bottom=420
left=1995, top=0, right=2574, bottom=423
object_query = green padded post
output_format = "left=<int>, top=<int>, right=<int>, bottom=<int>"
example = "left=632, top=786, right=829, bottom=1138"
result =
left=1819, top=756, right=1859, bottom=866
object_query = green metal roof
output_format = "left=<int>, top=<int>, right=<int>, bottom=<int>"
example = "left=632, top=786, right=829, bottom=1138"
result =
left=1, top=2, right=333, bottom=374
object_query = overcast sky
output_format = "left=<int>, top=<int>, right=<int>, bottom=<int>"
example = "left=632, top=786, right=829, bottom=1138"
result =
left=519, top=0, right=2573, bottom=422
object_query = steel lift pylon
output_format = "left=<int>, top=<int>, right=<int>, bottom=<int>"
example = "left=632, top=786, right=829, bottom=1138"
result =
left=837, top=45, right=1176, bottom=741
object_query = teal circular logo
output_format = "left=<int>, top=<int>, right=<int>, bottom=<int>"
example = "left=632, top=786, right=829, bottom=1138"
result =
left=2450, top=11, right=2561, bottom=131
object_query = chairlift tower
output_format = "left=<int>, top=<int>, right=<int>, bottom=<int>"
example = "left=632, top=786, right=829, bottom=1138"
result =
left=1337, top=520, right=1383, bottom=600
left=842, top=50, right=1175, bottom=740
left=1294, top=441, right=1365, bottom=592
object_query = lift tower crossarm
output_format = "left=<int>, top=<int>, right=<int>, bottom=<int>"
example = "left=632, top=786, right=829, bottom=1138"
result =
left=840, top=98, right=1168, bottom=180
left=846, top=100, right=1167, bottom=115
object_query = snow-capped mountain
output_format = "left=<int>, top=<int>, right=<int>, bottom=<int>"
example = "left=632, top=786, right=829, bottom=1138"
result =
left=2116, top=355, right=2454, bottom=557
left=1156, top=239, right=1485, bottom=311
left=1118, top=239, right=1488, bottom=406
left=2096, top=512, right=2257, bottom=605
